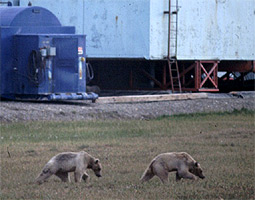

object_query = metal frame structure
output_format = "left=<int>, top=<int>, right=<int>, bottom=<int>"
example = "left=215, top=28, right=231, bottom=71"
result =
left=135, top=0, right=221, bottom=93
left=166, top=0, right=219, bottom=92
left=178, top=61, right=219, bottom=92
left=195, top=61, right=219, bottom=92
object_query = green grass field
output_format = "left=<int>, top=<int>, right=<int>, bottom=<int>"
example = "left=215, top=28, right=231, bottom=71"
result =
left=1, top=109, right=254, bottom=200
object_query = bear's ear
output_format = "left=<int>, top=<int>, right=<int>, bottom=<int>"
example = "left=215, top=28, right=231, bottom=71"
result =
left=95, top=159, right=99, bottom=164
left=195, top=162, right=198, bottom=167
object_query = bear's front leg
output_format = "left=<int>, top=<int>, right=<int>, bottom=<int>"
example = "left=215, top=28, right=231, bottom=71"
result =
left=55, top=171, right=70, bottom=182
left=176, top=172, right=182, bottom=182
left=82, top=172, right=90, bottom=183
left=178, top=170, right=197, bottom=180
left=74, top=171, right=83, bottom=182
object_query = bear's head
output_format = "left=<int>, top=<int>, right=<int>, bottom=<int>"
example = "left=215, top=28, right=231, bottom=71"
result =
left=190, top=162, right=205, bottom=179
left=92, top=159, right=102, bottom=177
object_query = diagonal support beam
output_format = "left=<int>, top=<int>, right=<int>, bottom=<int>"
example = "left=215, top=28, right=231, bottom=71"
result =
left=140, top=69, right=163, bottom=89
left=179, top=63, right=196, bottom=78
left=200, top=62, right=218, bottom=88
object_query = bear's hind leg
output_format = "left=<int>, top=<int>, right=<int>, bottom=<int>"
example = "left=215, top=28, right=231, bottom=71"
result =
left=153, top=164, right=169, bottom=184
left=141, top=172, right=154, bottom=183
left=55, top=171, right=70, bottom=182
left=157, top=172, right=169, bottom=184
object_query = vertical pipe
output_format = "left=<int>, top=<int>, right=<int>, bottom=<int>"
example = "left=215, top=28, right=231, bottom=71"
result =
left=168, top=0, right=171, bottom=59
left=195, top=61, right=199, bottom=90
left=175, top=0, right=178, bottom=57
left=214, top=62, right=218, bottom=87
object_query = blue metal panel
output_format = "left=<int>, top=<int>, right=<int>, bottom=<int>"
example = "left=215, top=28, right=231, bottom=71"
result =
left=0, top=25, right=75, bottom=95
left=0, top=27, right=20, bottom=95
left=0, top=6, right=97, bottom=101
left=13, top=35, right=40, bottom=95
left=53, top=37, right=79, bottom=93
left=13, top=34, right=87, bottom=95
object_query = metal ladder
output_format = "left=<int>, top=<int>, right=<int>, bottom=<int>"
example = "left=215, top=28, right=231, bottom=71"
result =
left=167, top=0, right=181, bottom=93
left=168, top=59, right=181, bottom=92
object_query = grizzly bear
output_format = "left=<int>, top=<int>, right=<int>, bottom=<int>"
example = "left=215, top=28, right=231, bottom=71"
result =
left=35, top=151, right=102, bottom=184
left=140, top=152, right=205, bottom=184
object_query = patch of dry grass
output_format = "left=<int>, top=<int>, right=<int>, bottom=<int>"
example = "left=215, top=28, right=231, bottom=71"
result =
left=0, top=110, right=254, bottom=199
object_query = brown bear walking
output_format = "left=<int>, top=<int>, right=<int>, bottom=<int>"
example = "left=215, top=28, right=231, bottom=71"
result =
left=140, top=152, right=205, bottom=184
left=35, top=151, right=102, bottom=184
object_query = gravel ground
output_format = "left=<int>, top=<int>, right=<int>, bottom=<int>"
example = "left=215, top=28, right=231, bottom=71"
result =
left=0, top=92, right=254, bottom=123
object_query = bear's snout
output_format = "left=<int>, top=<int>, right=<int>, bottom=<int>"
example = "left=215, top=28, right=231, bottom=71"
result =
left=200, top=174, right=205, bottom=179
left=96, top=174, right=102, bottom=177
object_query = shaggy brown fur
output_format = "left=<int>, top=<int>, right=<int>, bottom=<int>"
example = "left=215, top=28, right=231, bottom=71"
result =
left=140, top=152, right=205, bottom=184
left=35, top=151, right=102, bottom=184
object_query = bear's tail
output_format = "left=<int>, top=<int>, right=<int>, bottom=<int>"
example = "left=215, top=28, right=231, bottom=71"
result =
left=140, top=160, right=155, bottom=183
